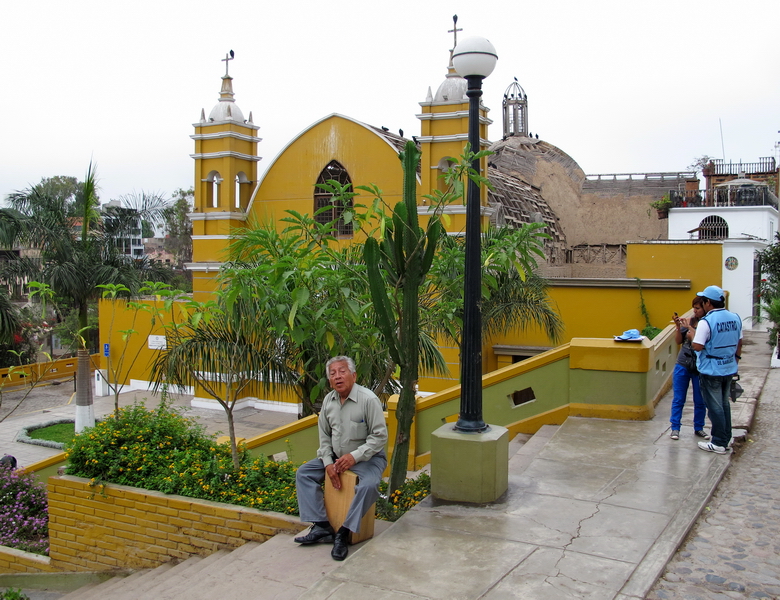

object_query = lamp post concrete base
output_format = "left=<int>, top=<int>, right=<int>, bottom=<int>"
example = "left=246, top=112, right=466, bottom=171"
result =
left=431, top=423, right=509, bottom=503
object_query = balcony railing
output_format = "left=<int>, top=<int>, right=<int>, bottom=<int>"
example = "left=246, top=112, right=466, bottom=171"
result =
left=710, top=157, right=776, bottom=176
left=670, top=187, right=778, bottom=209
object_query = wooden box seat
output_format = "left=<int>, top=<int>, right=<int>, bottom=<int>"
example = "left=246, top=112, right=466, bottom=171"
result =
left=324, top=469, right=376, bottom=544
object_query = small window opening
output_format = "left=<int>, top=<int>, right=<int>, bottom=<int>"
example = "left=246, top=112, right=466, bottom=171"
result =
left=510, top=386, right=536, bottom=407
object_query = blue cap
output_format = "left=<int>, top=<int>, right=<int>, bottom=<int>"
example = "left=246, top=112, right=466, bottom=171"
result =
left=616, top=329, right=641, bottom=340
left=697, top=285, right=725, bottom=302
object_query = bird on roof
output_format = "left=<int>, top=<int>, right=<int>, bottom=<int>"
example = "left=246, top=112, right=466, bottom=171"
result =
left=399, top=128, right=404, bottom=137
left=381, top=126, right=389, bottom=132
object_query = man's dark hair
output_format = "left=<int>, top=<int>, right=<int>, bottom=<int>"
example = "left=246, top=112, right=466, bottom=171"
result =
left=708, top=298, right=726, bottom=309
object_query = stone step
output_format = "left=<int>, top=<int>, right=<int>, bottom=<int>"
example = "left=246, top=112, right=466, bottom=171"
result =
left=129, top=550, right=232, bottom=600
left=508, top=431, right=532, bottom=458
left=167, top=534, right=338, bottom=600
left=509, top=424, right=559, bottom=474
left=110, top=557, right=203, bottom=600
left=60, top=564, right=159, bottom=600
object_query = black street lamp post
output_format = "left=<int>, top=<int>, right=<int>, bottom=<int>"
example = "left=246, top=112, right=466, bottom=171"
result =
left=451, top=37, right=498, bottom=433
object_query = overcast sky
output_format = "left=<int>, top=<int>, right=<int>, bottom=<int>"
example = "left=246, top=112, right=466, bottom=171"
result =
left=2, top=0, right=778, bottom=205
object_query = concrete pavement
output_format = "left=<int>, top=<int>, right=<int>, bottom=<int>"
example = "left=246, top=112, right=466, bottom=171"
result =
left=298, top=331, right=769, bottom=600
left=0, top=385, right=298, bottom=470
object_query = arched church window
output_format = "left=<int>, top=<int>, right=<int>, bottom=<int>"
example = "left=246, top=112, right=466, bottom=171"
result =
left=698, top=215, right=729, bottom=240
left=314, top=161, right=353, bottom=237
left=235, top=172, right=250, bottom=211
left=205, top=171, right=222, bottom=209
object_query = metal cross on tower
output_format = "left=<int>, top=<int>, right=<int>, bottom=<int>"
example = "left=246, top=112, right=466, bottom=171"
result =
left=448, top=15, right=462, bottom=52
left=221, top=50, right=235, bottom=76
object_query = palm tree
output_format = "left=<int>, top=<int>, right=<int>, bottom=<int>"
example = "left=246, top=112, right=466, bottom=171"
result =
left=427, top=224, right=563, bottom=348
left=149, top=293, right=287, bottom=470
left=1, top=165, right=172, bottom=431
left=0, top=289, right=21, bottom=346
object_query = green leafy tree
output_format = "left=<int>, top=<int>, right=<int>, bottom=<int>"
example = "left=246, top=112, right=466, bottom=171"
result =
left=0, top=289, right=21, bottom=348
left=755, top=233, right=780, bottom=348
left=361, top=143, right=562, bottom=493
left=163, top=188, right=194, bottom=269
left=223, top=223, right=398, bottom=417
left=2, top=165, right=172, bottom=431
left=427, top=225, right=562, bottom=348
left=364, top=141, right=447, bottom=494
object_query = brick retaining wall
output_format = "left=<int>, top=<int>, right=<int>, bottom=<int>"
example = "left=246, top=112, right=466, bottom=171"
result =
left=0, top=475, right=307, bottom=574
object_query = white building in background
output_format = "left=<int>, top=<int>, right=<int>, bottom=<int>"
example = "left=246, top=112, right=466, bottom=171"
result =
left=101, top=199, right=145, bottom=259
left=667, top=178, right=779, bottom=329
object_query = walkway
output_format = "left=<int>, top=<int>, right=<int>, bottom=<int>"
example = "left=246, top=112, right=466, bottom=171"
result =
left=648, top=350, right=780, bottom=598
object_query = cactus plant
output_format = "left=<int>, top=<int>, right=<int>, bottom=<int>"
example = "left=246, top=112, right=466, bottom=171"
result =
left=364, top=140, right=444, bottom=494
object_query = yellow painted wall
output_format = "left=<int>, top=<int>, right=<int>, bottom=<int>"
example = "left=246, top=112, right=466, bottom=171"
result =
left=0, top=355, right=92, bottom=389
left=250, top=115, right=406, bottom=232
left=480, top=242, right=724, bottom=366
left=97, top=298, right=173, bottom=385
left=102, top=240, right=723, bottom=404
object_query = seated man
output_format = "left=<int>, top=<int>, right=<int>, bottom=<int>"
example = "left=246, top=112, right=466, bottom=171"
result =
left=294, top=356, right=388, bottom=561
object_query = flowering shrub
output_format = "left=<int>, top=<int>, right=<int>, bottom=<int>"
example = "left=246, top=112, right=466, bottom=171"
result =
left=376, top=472, right=430, bottom=521
left=0, top=464, right=49, bottom=555
left=65, top=401, right=298, bottom=515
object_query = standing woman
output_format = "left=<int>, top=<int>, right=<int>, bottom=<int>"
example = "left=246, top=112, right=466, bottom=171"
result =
left=669, top=296, right=709, bottom=440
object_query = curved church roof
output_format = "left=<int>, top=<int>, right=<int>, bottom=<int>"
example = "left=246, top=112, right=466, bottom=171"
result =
left=254, top=113, right=415, bottom=192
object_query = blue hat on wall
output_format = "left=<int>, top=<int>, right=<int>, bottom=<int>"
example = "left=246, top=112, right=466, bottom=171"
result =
left=697, top=285, right=725, bottom=302
left=615, top=329, right=642, bottom=340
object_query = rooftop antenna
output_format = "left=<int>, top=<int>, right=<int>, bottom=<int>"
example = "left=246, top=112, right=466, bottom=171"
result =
left=719, top=117, right=726, bottom=161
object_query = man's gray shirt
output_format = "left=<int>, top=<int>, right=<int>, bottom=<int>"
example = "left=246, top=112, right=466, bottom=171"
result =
left=316, top=383, right=387, bottom=467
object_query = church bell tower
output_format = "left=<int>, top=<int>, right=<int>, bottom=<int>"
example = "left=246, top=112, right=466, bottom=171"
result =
left=189, top=52, right=261, bottom=296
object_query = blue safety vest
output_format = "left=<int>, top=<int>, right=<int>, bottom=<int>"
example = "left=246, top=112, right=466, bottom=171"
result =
left=696, top=309, right=742, bottom=376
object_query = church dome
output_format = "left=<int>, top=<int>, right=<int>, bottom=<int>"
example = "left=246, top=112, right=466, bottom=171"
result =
left=433, top=66, right=466, bottom=103
left=489, top=136, right=585, bottom=189
left=487, top=136, right=586, bottom=266
left=208, top=75, right=245, bottom=123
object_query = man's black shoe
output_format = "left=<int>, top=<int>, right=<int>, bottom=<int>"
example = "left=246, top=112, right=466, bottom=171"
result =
left=331, top=529, right=349, bottom=561
left=294, top=524, right=335, bottom=545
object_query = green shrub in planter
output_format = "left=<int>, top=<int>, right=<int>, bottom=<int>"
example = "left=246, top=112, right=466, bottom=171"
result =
left=66, top=399, right=299, bottom=515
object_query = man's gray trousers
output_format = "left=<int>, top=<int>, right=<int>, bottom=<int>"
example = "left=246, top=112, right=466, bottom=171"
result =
left=296, top=451, right=387, bottom=533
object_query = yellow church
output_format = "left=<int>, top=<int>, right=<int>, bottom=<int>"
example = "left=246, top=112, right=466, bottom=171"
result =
left=98, top=36, right=738, bottom=417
